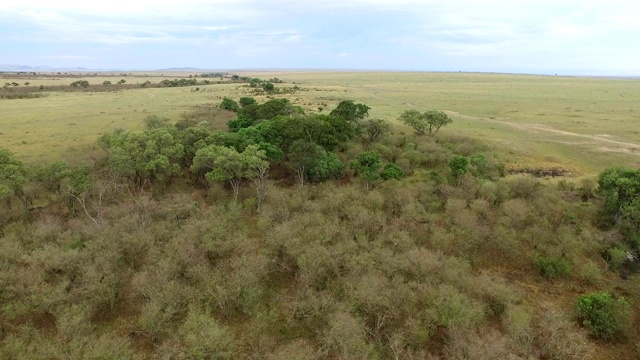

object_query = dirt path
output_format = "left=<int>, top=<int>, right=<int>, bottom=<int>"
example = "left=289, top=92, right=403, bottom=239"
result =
left=365, top=88, right=417, bottom=109
left=449, top=112, right=640, bottom=155
left=360, top=87, right=640, bottom=156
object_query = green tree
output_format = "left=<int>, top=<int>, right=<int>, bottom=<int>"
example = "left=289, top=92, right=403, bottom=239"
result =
left=282, top=114, right=352, bottom=151
left=380, top=163, right=404, bottom=180
left=287, top=140, right=342, bottom=186
left=256, top=98, right=293, bottom=120
left=576, top=292, right=631, bottom=341
left=175, top=126, right=216, bottom=167
left=329, top=100, right=370, bottom=122
left=102, top=80, right=112, bottom=86
left=234, top=127, right=284, bottom=163
left=0, top=148, right=29, bottom=205
left=287, top=140, right=324, bottom=186
left=64, top=166, right=105, bottom=226
left=70, top=80, right=89, bottom=88
left=399, top=109, right=452, bottom=136
left=249, top=77, right=261, bottom=87
left=399, top=109, right=427, bottom=135
left=448, top=155, right=469, bottom=179
left=239, top=97, right=257, bottom=108
left=220, top=98, right=240, bottom=112
left=468, top=154, right=490, bottom=178
left=191, top=145, right=267, bottom=202
left=351, top=151, right=381, bottom=190
left=424, top=110, right=452, bottom=135
left=33, top=161, right=70, bottom=195
left=103, top=129, right=184, bottom=188
left=144, top=115, right=171, bottom=130
left=261, top=82, right=275, bottom=92
left=227, top=115, right=254, bottom=132
left=308, top=151, right=343, bottom=183
left=598, top=167, right=640, bottom=249
left=242, top=146, right=272, bottom=211
left=357, top=119, right=391, bottom=144
left=598, top=167, right=640, bottom=223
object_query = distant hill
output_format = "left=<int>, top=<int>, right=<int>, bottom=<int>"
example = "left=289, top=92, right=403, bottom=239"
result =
left=0, top=64, right=91, bottom=72
left=156, top=67, right=202, bottom=71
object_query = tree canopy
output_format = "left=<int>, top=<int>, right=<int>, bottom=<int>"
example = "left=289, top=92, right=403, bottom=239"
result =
left=191, top=144, right=268, bottom=201
left=399, top=109, right=452, bottom=135
left=0, top=148, right=28, bottom=199
left=330, top=100, right=370, bottom=122
left=102, top=129, right=184, bottom=187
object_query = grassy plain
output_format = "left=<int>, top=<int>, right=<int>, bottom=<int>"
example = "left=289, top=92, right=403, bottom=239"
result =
left=1, top=71, right=639, bottom=174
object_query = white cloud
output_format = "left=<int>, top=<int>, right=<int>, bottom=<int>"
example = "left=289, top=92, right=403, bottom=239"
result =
left=39, top=55, right=94, bottom=60
left=1, top=0, right=639, bottom=72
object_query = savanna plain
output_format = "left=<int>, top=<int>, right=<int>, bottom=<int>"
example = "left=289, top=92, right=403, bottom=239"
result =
left=1, top=71, right=640, bottom=359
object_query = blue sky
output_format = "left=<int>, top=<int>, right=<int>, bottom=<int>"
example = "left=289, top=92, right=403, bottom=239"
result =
left=1, top=0, right=639, bottom=75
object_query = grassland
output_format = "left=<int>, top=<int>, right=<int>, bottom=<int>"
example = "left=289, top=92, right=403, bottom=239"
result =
left=1, top=71, right=639, bottom=174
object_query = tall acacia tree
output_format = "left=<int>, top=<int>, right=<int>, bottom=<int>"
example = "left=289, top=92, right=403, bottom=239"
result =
left=330, top=100, right=370, bottom=123
left=399, top=109, right=452, bottom=136
left=424, top=110, right=453, bottom=135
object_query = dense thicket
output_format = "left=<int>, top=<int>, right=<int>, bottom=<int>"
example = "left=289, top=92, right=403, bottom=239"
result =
left=0, top=98, right=638, bottom=359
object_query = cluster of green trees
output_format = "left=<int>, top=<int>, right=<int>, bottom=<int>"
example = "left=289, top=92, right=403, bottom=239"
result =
left=69, top=80, right=90, bottom=88
left=93, top=98, right=405, bottom=206
left=160, top=78, right=199, bottom=87
left=200, top=72, right=227, bottom=78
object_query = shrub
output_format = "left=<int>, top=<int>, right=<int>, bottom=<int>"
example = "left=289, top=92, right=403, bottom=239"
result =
left=575, top=292, right=631, bottom=341
left=179, top=307, right=235, bottom=360
left=534, top=309, right=593, bottom=359
left=503, top=305, right=533, bottom=352
left=508, top=175, right=539, bottom=199
left=433, top=284, right=484, bottom=331
left=576, top=259, right=603, bottom=285
left=323, top=311, right=377, bottom=360
left=380, top=163, right=405, bottom=180
left=445, top=329, right=518, bottom=360
left=604, top=247, right=628, bottom=270
left=533, top=254, right=571, bottom=279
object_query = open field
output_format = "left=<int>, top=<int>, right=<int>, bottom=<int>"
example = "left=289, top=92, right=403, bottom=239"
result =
left=1, top=71, right=639, bottom=174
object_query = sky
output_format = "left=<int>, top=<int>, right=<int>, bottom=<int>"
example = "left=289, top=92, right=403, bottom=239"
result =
left=1, top=0, right=639, bottom=75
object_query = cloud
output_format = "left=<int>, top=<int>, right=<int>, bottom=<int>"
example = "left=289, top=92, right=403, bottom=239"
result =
left=39, top=55, right=94, bottom=59
left=0, top=0, right=639, bottom=73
